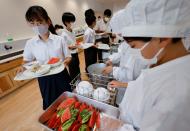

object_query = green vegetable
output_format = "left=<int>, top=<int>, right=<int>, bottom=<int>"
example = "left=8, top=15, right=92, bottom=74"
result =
left=80, top=110, right=90, bottom=118
left=57, top=109, right=65, bottom=117
left=82, top=112, right=91, bottom=124
left=62, top=118, right=75, bottom=131
left=71, top=108, right=79, bottom=118
left=79, top=124, right=88, bottom=131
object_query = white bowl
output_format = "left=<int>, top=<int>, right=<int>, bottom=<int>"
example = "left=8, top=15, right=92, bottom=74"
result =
left=93, top=87, right=110, bottom=102
left=76, top=81, right=93, bottom=97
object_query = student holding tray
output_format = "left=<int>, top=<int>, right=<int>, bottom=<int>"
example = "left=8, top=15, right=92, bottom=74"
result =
left=18, top=6, right=72, bottom=110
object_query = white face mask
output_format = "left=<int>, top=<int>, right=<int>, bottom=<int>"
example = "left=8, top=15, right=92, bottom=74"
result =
left=32, top=24, right=49, bottom=36
left=104, top=17, right=110, bottom=22
left=133, top=42, right=164, bottom=67
left=127, top=42, right=159, bottom=68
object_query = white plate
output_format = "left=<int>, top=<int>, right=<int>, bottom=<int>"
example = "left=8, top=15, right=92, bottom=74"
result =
left=14, top=64, right=65, bottom=80
left=79, top=43, right=94, bottom=49
left=23, top=65, right=51, bottom=77
left=93, top=87, right=110, bottom=102
left=98, top=43, right=110, bottom=50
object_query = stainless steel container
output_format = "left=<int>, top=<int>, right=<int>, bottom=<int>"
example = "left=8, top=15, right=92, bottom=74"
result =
left=87, top=63, right=113, bottom=86
left=38, top=92, right=119, bottom=131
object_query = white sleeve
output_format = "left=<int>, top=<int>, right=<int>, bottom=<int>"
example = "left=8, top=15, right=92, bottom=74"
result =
left=106, top=23, right=112, bottom=32
left=109, top=52, right=121, bottom=64
left=61, top=32, right=69, bottom=45
left=84, top=32, right=94, bottom=43
left=23, top=41, right=34, bottom=62
left=61, top=38, right=71, bottom=58
left=113, top=66, right=133, bottom=82
left=83, top=34, right=89, bottom=43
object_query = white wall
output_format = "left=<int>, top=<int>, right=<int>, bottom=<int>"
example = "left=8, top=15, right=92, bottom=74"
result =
left=112, top=0, right=129, bottom=13
left=0, top=0, right=113, bottom=42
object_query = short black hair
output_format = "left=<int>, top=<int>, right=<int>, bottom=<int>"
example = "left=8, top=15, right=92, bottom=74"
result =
left=25, top=5, right=49, bottom=22
left=85, top=9, right=95, bottom=17
left=54, top=24, right=63, bottom=30
left=85, top=15, right=96, bottom=26
left=62, top=12, right=76, bottom=26
left=104, top=9, right=112, bottom=17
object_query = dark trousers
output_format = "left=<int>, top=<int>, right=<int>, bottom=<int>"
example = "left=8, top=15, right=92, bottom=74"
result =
left=69, top=53, right=80, bottom=80
left=84, top=47, right=98, bottom=72
left=38, top=69, right=72, bottom=110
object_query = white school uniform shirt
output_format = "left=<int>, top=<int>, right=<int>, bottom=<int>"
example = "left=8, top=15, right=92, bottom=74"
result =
left=109, top=42, right=129, bottom=64
left=95, top=18, right=111, bottom=32
left=61, top=29, right=78, bottom=54
left=84, top=27, right=96, bottom=43
left=23, top=33, right=71, bottom=64
left=119, top=54, right=190, bottom=131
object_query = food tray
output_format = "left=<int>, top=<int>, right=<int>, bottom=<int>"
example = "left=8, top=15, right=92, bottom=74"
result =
left=14, top=63, right=65, bottom=81
left=70, top=73, right=117, bottom=106
left=38, top=91, right=119, bottom=131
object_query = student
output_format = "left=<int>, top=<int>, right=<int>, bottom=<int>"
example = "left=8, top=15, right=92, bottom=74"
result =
left=21, top=6, right=72, bottom=110
left=97, top=16, right=101, bottom=22
left=83, top=14, right=98, bottom=72
left=55, top=24, right=64, bottom=36
left=101, top=0, right=190, bottom=130
left=61, top=12, right=80, bottom=80
left=103, top=37, right=154, bottom=105
left=95, top=9, right=113, bottom=61
left=95, top=9, right=112, bottom=34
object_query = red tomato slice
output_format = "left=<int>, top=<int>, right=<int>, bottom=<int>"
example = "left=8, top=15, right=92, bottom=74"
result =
left=61, top=107, right=71, bottom=123
left=68, top=121, right=78, bottom=131
left=47, top=112, right=57, bottom=128
left=53, top=117, right=61, bottom=129
left=58, top=97, right=77, bottom=110
left=72, top=123, right=81, bottom=131
left=74, top=101, right=81, bottom=109
left=48, top=57, right=60, bottom=64
left=77, top=114, right=82, bottom=123
left=96, top=112, right=100, bottom=129
left=88, top=111, right=96, bottom=128
left=58, top=125, right=62, bottom=131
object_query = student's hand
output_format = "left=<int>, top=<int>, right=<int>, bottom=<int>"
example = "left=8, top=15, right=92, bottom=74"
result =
left=111, top=33, right=116, bottom=38
left=68, top=45, right=77, bottom=50
left=93, top=43, right=99, bottom=48
left=108, top=80, right=128, bottom=88
left=16, top=66, right=26, bottom=74
left=63, top=57, right=71, bottom=66
left=102, top=65, right=113, bottom=75
left=106, top=60, right=112, bottom=66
